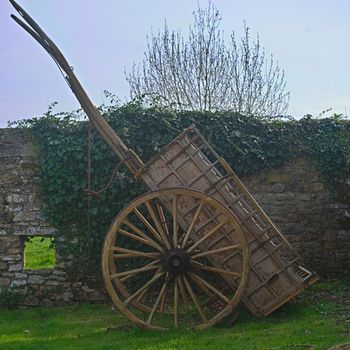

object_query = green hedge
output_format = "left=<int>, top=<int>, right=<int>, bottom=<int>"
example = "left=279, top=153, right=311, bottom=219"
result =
left=13, top=103, right=350, bottom=279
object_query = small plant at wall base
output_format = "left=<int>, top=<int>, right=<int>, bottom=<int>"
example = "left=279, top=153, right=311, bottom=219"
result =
left=0, top=288, right=25, bottom=308
left=12, top=104, right=350, bottom=280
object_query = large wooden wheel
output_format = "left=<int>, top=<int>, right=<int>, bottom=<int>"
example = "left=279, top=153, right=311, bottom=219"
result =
left=102, top=188, right=249, bottom=330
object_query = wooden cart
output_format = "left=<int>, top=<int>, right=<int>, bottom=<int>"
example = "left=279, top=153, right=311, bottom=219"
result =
left=10, top=0, right=318, bottom=330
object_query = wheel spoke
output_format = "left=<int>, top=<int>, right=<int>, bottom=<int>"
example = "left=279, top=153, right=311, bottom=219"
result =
left=160, top=282, right=168, bottom=313
left=136, top=288, right=149, bottom=303
left=188, top=271, right=231, bottom=304
left=192, top=244, right=240, bottom=259
left=123, top=219, right=164, bottom=252
left=174, top=277, right=179, bottom=328
left=113, top=253, right=138, bottom=259
left=147, top=274, right=169, bottom=324
left=186, top=222, right=226, bottom=253
left=145, top=201, right=171, bottom=250
left=123, top=269, right=164, bottom=306
left=182, top=275, right=208, bottom=324
left=121, top=259, right=162, bottom=282
left=112, top=265, right=159, bottom=280
left=134, top=208, right=163, bottom=243
left=112, top=259, right=161, bottom=281
left=156, top=202, right=170, bottom=239
left=190, top=260, right=241, bottom=277
left=112, top=246, right=160, bottom=259
left=181, top=201, right=204, bottom=249
left=188, top=273, right=213, bottom=298
left=178, top=275, right=190, bottom=312
left=118, top=228, right=162, bottom=252
left=173, top=195, right=178, bottom=248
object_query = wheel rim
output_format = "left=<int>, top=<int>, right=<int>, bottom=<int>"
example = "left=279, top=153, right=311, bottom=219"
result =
left=102, top=188, right=249, bottom=330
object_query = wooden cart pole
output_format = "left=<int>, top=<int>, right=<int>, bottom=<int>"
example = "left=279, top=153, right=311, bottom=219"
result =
left=9, top=0, right=143, bottom=174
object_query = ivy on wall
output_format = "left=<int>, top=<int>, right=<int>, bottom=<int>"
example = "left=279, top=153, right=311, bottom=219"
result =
left=13, top=103, right=350, bottom=279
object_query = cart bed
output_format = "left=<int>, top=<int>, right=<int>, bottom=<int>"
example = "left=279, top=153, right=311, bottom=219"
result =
left=140, top=126, right=318, bottom=316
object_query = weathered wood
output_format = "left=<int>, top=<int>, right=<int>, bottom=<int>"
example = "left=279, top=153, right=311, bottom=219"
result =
left=182, top=274, right=208, bottom=323
left=181, top=201, right=204, bottom=249
left=140, top=126, right=318, bottom=317
left=102, top=188, right=249, bottom=330
left=173, top=277, right=179, bottom=328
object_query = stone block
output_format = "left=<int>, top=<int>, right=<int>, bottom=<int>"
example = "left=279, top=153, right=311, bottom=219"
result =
left=63, top=292, right=73, bottom=302
left=28, top=269, right=52, bottom=276
left=335, top=250, right=350, bottom=260
left=286, top=182, right=305, bottom=192
left=0, top=229, right=7, bottom=236
left=61, top=282, right=71, bottom=289
left=82, top=285, right=94, bottom=293
left=0, top=211, right=13, bottom=224
left=42, top=299, right=54, bottom=307
left=310, top=183, right=324, bottom=192
left=7, top=248, right=21, bottom=255
left=323, top=231, right=337, bottom=242
left=285, top=223, right=305, bottom=235
left=2, top=255, right=22, bottom=262
left=0, top=243, right=12, bottom=254
left=87, top=291, right=107, bottom=302
left=6, top=205, right=23, bottom=213
left=6, top=194, right=25, bottom=203
left=337, top=230, right=350, bottom=241
left=9, top=263, right=22, bottom=272
left=24, top=295, right=39, bottom=306
left=1, top=272, right=14, bottom=278
left=266, top=174, right=290, bottom=183
left=0, top=278, right=11, bottom=286
left=13, top=211, right=37, bottom=222
left=294, top=193, right=312, bottom=201
left=13, top=226, right=55, bottom=236
left=276, top=192, right=295, bottom=201
left=10, top=279, right=27, bottom=288
left=263, top=205, right=283, bottom=216
left=44, top=280, right=59, bottom=286
left=267, top=183, right=285, bottom=193
left=28, top=275, right=45, bottom=285
left=52, top=270, right=66, bottom=276
left=49, top=275, right=65, bottom=282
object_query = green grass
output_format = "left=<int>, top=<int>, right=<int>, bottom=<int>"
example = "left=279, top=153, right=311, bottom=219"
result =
left=24, top=237, right=55, bottom=270
left=0, top=279, right=349, bottom=350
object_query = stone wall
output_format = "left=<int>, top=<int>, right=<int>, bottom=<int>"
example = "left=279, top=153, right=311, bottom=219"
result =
left=0, top=129, right=106, bottom=306
left=0, top=129, right=349, bottom=305
left=242, top=157, right=350, bottom=275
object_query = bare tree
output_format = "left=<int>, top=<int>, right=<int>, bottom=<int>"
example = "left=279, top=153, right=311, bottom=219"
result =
left=126, top=3, right=289, bottom=117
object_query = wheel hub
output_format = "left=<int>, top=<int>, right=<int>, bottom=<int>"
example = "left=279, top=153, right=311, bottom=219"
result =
left=162, top=249, right=190, bottom=274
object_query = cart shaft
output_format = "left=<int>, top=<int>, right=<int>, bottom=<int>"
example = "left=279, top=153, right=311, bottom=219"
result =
left=9, top=0, right=143, bottom=174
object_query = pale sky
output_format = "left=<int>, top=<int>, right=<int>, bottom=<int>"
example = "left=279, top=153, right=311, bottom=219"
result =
left=1, top=0, right=350, bottom=127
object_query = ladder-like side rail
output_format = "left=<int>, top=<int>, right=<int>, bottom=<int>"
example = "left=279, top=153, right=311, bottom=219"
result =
left=9, top=0, right=143, bottom=174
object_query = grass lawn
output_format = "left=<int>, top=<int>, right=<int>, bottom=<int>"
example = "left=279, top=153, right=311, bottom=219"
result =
left=0, top=279, right=349, bottom=350
left=24, top=237, right=55, bottom=270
